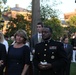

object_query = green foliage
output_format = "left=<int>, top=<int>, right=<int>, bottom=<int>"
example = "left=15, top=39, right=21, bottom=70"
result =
left=66, top=16, right=76, bottom=34
left=2, top=0, right=7, bottom=4
left=40, top=0, right=62, bottom=21
left=68, top=16, right=76, bottom=27
left=44, top=17, right=64, bottom=40
left=0, top=0, right=4, bottom=30
left=5, top=14, right=31, bottom=37
left=70, top=63, right=76, bottom=75
left=3, top=6, right=10, bottom=12
left=40, top=5, right=57, bottom=21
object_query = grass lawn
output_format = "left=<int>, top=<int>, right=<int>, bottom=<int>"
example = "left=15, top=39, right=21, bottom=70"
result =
left=70, top=62, right=76, bottom=75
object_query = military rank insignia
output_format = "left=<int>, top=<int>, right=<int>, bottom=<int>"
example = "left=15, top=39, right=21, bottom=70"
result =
left=49, top=46, right=57, bottom=50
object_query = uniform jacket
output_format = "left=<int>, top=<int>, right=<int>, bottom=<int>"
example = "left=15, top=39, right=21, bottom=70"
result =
left=33, top=39, right=67, bottom=75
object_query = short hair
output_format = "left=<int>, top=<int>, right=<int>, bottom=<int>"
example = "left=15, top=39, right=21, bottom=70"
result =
left=62, top=36, right=68, bottom=42
left=43, top=26, right=52, bottom=33
left=37, top=22, right=44, bottom=27
left=14, top=29, right=28, bottom=43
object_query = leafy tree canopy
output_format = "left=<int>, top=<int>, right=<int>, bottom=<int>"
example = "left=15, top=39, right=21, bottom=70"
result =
left=5, top=14, right=30, bottom=36
left=67, top=16, right=76, bottom=34
left=44, top=17, right=64, bottom=40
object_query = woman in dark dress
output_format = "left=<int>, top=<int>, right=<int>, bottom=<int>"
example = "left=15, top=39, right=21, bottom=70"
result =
left=6, top=29, right=30, bottom=75
left=0, top=43, right=6, bottom=75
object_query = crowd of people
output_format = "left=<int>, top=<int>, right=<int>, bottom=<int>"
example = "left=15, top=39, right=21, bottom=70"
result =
left=0, top=22, right=76, bottom=75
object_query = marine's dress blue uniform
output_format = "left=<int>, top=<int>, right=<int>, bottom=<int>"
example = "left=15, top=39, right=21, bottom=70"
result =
left=33, top=39, right=67, bottom=75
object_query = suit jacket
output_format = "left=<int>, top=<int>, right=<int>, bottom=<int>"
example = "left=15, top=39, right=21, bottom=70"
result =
left=64, top=44, right=73, bottom=62
left=0, top=43, right=6, bottom=75
left=31, top=33, right=39, bottom=51
left=33, top=39, right=68, bottom=75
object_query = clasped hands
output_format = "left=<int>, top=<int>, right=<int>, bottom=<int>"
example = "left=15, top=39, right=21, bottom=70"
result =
left=38, top=62, right=52, bottom=70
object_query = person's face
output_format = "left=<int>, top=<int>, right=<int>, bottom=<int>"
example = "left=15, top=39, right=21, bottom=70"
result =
left=15, top=34, right=24, bottom=44
left=64, top=38, right=69, bottom=44
left=42, top=28, right=51, bottom=40
left=37, top=24, right=43, bottom=33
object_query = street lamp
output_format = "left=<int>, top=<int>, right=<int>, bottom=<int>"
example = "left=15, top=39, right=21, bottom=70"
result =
left=0, top=20, right=4, bottom=31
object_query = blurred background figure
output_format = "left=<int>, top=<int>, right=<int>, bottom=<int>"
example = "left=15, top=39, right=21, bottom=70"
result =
left=0, top=31, right=9, bottom=53
left=10, top=35, right=15, bottom=45
left=59, top=36, right=63, bottom=42
left=71, top=33, right=76, bottom=62
left=62, top=36, right=73, bottom=75
left=31, top=22, right=43, bottom=54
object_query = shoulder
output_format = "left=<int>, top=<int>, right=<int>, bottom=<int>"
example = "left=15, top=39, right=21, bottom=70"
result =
left=3, top=40, right=8, bottom=45
left=32, top=34, right=37, bottom=38
left=68, top=44, right=73, bottom=47
left=0, top=43, right=5, bottom=47
left=0, top=43, right=6, bottom=51
left=8, top=45, right=13, bottom=49
left=35, top=41, right=43, bottom=45
left=23, top=45, right=30, bottom=52
left=9, top=44, right=13, bottom=47
left=51, top=40, right=63, bottom=45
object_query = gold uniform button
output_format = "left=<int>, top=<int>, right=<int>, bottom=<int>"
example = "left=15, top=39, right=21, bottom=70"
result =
left=51, top=55, right=55, bottom=59
left=44, top=54, right=46, bottom=56
left=45, top=44, right=47, bottom=46
left=44, top=49, right=46, bottom=51
left=52, top=52, right=54, bottom=54
left=44, top=60, right=46, bottom=62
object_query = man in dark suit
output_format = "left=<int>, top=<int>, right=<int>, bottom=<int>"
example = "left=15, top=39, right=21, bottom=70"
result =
left=31, top=22, right=43, bottom=53
left=31, top=22, right=43, bottom=75
left=0, top=43, right=6, bottom=75
left=33, top=26, right=67, bottom=75
left=62, top=36, right=73, bottom=75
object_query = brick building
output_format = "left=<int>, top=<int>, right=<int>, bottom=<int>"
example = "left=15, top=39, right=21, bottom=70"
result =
left=64, top=9, right=76, bottom=21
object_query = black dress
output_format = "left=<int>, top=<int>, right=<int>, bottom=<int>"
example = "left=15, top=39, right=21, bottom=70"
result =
left=6, top=45, right=30, bottom=75
left=0, top=43, right=6, bottom=75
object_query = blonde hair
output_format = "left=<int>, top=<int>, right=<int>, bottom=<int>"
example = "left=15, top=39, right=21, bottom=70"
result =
left=14, top=29, right=28, bottom=44
left=0, top=31, right=4, bottom=43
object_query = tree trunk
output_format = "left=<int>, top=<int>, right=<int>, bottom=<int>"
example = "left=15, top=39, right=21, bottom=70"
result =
left=31, top=0, right=41, bottom=36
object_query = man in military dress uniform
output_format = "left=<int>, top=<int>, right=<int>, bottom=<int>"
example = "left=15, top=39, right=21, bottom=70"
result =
left=33, top=26, right=67, bottom=75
